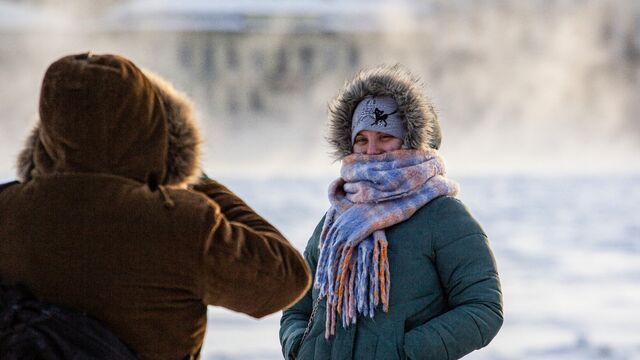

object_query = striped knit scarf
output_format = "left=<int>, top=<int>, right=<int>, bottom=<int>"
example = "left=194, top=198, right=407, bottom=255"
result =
left=315, top=149, right=459, bottom=338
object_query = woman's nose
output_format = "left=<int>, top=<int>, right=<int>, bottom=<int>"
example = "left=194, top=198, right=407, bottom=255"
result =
left=366, top=140, right=382, bottom=155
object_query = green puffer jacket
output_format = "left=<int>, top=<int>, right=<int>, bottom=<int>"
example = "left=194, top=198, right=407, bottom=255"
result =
left=280, top=196, right=503, bottom=360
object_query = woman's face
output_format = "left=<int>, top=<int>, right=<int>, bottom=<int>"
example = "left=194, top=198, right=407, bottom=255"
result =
left=352, top=130, right=403, bottom=155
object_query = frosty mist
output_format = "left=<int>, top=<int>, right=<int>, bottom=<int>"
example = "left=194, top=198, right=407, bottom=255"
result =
left=1, top=2, right=639, bottom=359
left=1, top=0, right=640, bottom=181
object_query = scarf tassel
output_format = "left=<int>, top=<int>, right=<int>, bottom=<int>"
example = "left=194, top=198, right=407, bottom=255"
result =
left=321, top=234, right=391, bottom=338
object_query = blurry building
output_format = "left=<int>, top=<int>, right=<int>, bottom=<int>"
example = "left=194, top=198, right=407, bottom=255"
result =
left=99, top=1, right=436, bottom=121
left=1, top=0, right=639, bottom=174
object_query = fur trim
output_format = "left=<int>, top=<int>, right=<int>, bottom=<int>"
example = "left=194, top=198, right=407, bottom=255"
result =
left=16, top=70, right=202, bottom=186
left=142, top=69, right=202, bottom=186
left=327, top=64, right=441, bottom=159
left=16, top=125, right=40, bottom=181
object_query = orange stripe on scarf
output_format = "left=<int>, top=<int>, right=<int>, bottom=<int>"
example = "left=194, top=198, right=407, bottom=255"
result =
left=380, top=242, right=389, bottom=312
left=336, top=246, right=354, bottom=313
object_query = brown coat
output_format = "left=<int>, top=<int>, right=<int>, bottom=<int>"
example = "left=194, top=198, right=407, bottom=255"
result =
left=0, top=53, right=311, bottom=359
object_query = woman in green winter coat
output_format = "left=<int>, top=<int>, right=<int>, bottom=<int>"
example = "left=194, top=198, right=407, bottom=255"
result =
left=279, top=65, right=503, bottom=360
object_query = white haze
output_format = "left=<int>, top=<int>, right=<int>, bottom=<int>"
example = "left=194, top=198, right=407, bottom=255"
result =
left=0, top=0, right=639, bottom=181
left=1, top=2, right=639, bottom=360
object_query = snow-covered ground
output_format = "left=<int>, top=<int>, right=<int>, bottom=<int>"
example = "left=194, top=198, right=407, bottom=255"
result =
left=198, top=175, right=640, bottom=359
left=1, top=169, right=637, bottom=359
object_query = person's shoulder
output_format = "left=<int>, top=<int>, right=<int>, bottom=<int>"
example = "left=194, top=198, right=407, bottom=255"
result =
left=166, top=185, right=210, bottom=204
left=0, top=180, right=20, bottom=192
left=158, top=186, right=222, bottom=226
left=417, top=196, right=485, bottom=239
left=0, top=180, right=20, bottom=198
left=415, top=195, right=470, bottom=220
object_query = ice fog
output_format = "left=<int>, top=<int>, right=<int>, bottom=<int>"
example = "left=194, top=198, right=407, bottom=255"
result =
left=1, top=0, right=639, bottom=180
left=1, top=1, right=639, bottom=359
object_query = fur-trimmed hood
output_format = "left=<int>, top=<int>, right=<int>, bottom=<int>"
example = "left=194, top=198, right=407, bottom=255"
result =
left=17, top=53, right=201, bottom=186
left=327, top=64, right=441, bottom=159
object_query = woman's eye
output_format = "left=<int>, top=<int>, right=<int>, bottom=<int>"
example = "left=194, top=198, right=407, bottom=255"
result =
left=355, top=138, right=367, bottom=144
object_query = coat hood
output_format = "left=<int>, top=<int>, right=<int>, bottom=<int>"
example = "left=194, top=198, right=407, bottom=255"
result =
left=327, top=64, right=442, bottom=159
left=17, top=53, right=201, bottom=186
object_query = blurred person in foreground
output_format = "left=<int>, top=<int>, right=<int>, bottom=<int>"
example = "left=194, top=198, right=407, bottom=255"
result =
left=280, top=65, right=503, bottom=359
left=0, top=53, right=311, bottom=359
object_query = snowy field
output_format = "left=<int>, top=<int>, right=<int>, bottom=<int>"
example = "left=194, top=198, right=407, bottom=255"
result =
left=0, top=172, right=637, bottom=359
left=197, top=175, right=640, bottom=360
